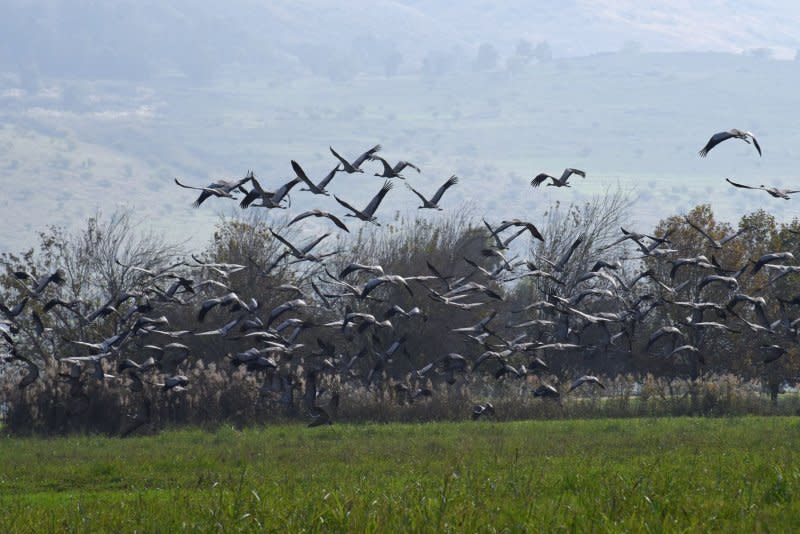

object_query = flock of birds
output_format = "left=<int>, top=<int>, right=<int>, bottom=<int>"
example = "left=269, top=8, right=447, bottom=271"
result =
left=174, top=145, right=462, bottom=224
left=1, top=127, right=796, bottom=429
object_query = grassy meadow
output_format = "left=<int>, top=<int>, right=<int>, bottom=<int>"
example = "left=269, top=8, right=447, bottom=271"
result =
left=2, top=417, right=800, bottom=532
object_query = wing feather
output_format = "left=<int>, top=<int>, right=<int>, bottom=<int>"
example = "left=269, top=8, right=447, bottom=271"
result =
left=363, top=180, right=393, bottom=217
left=291, top=160, right=317, bottom=190
left=405, top=183, right=429, bottom=205
left=334, top=195, right=361, bottom=217
left=431, top=175, right=459, bottom=204
left=353, top=144, right=382, bottom=168
left=725, top=178, right=758, bottom=190
left=530, top=173, right=552, bottom=188
left=699, top=131, right=734, bottom=157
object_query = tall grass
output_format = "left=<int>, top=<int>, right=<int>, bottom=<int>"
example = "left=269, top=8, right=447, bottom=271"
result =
left=5, top=363, right=800, bottom=436
left=2, top=417, right=800, bottom=532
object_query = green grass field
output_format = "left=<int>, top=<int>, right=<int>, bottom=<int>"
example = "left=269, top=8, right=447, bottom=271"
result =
left=2, top=417, right=800, bottom=532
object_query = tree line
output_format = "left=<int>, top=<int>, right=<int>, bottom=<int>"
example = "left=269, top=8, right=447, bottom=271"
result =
left=2, top=190, right=799, bottom=434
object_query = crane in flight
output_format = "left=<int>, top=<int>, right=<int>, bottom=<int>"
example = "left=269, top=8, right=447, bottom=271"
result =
left=725, top=178, right=799, bottom=200
left=531, top=168, right=586, bottom=188
left=698, top=129, right=761, bottom=157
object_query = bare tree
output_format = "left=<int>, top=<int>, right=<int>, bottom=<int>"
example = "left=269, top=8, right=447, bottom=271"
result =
left=531, top=185, right=636, bottom=296
left=0, top=208, right=183, bottom=367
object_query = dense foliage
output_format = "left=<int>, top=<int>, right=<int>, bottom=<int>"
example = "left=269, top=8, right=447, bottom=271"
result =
left=3, top=191, right=800, bottom=435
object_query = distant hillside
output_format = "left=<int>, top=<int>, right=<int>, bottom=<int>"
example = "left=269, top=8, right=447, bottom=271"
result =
left=1, top=48, right=798, bottom=253
left=2, top=0, right=799, bottom=85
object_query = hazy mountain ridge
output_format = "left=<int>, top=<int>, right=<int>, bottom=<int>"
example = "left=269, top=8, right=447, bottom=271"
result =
left=2, top=49, right=799, bottom=253
left=2, top=0, right=799, bottom=85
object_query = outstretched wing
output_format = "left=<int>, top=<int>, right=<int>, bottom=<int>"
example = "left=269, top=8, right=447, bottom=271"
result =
left=562, top=168, right=586, bottom=180
left=725, top=178, right=758, bottom=190
left=269, top=230, right=303, bottom=257
left=394, top=161, right=421, bottom=174
left=431, top=175, right=459, bottom=204
left=360, top=277, right=388, bottom=299
left=174, top=178, right=215, bottom=208
left=239, top=189, right=259, bottom=209
left=483, top=219, right=505, bottom=248
left=711, top=226, right=752, bottom=249
left=369, top=155, right=395, bottom=177
left=334, top=195, right=361, bottom=217
left=684, top=217, right=717, bottom=246
left=301, top=233, right=330, bottom=254
left=317, top=165, right=341, bottom=188
left=353, top=144, right=382, bottom=168
left=288, top=210, right=314, bottom=227
left=530, top=173, right=552, bottom=188
left=174, top=178, right=204, bottom=191
left=321, top=212, right=350, bottom=233
left=273, top=178, right=301, bottom=203
left=491, top=219, right=517, bottom=234
left=239, top=176, right=271, bottom=208
left=524, top=223, right=545, bottom=242
left=340, top=263, right=371, bottom=279
left=192, top=191, right=214, bottom=208
left=329, top=146, right=352, bottom=168
left=291, top=160, right=317, bottom=190
left=426, top=260, right=450, bottom=285
left=495, top=219, right=544, bottom=242
left=698, top=131, right=734, bottom=157
left=568, top=375, right=604, bottom=393
left=405, top=183, right=429, bottom=205
left=290, top=211, right=349, bottom=232
left=749, top=133, right=762, bottom=156
left=555, top=236, right=584, bottom=270
left=363, top=180, right=393, bottom=217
